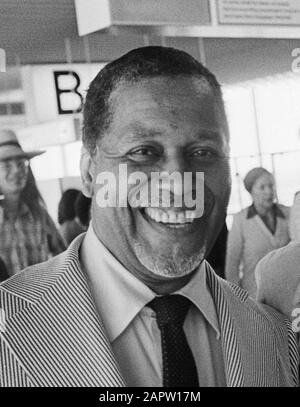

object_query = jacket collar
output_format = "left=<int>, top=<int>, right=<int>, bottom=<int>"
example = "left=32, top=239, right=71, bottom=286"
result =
left=247, top=203, right=285, bottom=219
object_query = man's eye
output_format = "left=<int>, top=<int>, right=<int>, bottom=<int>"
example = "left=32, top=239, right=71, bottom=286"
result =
left=128, top=147, right=159, bottom=159
left=131, top=148, right=154, bottom=155
left=190, top=149, right=215, bottom=158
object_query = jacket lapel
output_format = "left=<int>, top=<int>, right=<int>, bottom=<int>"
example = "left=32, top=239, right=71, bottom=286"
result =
left=253, top=215, right=276, bottom=244
left=206, top=267, right=246, bottom=387
left=3, top=236, right=126, bottom=387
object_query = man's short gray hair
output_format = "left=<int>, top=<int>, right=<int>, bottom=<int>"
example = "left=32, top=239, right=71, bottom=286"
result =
left=83, top=46, right=228, bottom=155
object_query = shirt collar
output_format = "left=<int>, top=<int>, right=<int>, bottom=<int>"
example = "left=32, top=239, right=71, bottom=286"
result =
left=80, top=225, right=220, bottom=342
left=247, top=203, right=285, bottom=219
left=177, top=262, right=220, bottom=338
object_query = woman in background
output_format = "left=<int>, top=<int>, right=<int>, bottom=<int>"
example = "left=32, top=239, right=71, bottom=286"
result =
left=74, top=192, right=91, bottom=229
left=255, top=243, right=300, bottom=368
left=58, top=189, right=86, bottom=245
left=225, top=167, right=290, bottom=298
left=0, top=129, right=66, bottom=277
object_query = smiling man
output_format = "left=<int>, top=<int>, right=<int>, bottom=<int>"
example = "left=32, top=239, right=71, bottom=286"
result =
left=0, top=47, right=298, bottom=387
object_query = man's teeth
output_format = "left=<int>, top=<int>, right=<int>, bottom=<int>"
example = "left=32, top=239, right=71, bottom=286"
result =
left=144, top=208, right=196, bottom=224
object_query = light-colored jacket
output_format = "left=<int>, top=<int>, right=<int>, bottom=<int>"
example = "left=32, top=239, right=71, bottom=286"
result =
left=290, top=193, right=300, bottom=242
left=225, top=204, right=290, bottom=298
left=0, top=235, right=298, bottom=387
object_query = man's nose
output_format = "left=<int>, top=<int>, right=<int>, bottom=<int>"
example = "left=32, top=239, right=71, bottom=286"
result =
left=161, top=152, right=189, bottom=174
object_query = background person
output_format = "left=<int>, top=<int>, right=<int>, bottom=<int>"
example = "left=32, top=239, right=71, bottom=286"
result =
left=58, top=188, right=85, bottom=246
left=74, top=192, right=92, bottom=229
left=255, top=243, right=300, bottom=366
left=225, top=167, right=290, bottom=298
left=255, top=243, right=300, bottom=319
left=0, top=129, right=66, bottom=277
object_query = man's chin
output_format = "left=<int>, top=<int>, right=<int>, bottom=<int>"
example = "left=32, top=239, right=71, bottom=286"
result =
left=134, top=241, right=205, bottom=279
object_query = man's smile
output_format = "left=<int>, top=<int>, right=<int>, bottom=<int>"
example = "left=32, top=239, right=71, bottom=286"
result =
left=135, top=193, right=215, bottom=235
left=145, top=207, right=196, bottom=225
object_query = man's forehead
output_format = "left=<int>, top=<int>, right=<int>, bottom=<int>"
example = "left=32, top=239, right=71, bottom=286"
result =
left=108, top=77, right=220, bottom=126
left=117, top=122, right=224, bottom=141
left=106, top=77, right=225, bottom=132
left=109, top=75, right=214, bottom=104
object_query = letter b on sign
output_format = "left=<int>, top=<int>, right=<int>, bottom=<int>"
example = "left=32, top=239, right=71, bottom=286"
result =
left=54, top=71, right=83, bottom=114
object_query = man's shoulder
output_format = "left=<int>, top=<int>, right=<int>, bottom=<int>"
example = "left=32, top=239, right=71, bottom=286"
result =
left=214, top=271, right=290, bottom=330
left=0, top=235, right=84, bottom=314
left=0, top=252, right=66, bottom=311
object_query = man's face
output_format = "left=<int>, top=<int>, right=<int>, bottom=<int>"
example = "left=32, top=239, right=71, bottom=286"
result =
left=82, top=76, right=231, bottom=292
left=0, top=157, right=29, bottom=196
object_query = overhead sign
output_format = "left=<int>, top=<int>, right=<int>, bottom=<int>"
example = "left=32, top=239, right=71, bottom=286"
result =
left=75, top=0, right=210, bottom=35
left=16, top=117, right=82, bottom=149
left=217, top=0, right=300, bottom=26
left=75, top=0, right=300, bottom=38
left=21, top=63, right=106, bottom=124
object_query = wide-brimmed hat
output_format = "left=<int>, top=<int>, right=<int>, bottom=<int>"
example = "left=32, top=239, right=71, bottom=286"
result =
left=0, top=129, right=45, bottom=161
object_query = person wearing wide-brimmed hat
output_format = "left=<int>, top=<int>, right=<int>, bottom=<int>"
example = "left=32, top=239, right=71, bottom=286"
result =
left=225, top=167, right=290, bottom=298
left=0, top=129, right=65, bottom=277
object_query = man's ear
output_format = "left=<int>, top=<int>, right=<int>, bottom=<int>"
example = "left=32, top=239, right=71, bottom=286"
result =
left=80, top=147, right=95, bottom=198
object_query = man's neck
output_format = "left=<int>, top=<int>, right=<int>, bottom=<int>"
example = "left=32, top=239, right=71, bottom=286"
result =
left=142, top=271, right=198, bottom=295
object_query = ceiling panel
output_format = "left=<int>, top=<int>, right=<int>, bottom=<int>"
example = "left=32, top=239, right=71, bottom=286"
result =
left=0, top=0, right=77, bottom=64
left=0, top=0, right=298, bottom=85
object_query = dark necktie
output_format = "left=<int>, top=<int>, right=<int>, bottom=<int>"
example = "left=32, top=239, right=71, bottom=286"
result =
left=148, top=294, right=199, bottom=387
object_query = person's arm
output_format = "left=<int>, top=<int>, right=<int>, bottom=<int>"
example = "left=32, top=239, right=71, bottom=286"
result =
left=225, top=213, right=244, bottom=287
left=44, top=210, right=66, bottom=255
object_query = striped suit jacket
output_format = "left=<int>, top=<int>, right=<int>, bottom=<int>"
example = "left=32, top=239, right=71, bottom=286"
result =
left=0, top=235, right=298, bottom=387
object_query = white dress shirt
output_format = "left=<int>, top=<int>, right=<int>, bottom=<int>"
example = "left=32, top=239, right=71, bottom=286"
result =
left=80, top=225, right=227, bottom=387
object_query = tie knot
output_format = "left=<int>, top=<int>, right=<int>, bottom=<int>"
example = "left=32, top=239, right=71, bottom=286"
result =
left=148, top=295, right=191, bottom=329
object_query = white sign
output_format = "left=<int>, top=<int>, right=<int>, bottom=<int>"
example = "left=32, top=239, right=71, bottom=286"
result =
left=218, top=0, right=300, bottom=25
left=21, top=63, right=106, bottom=124
left=17, top=117, right=82, bottom=149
